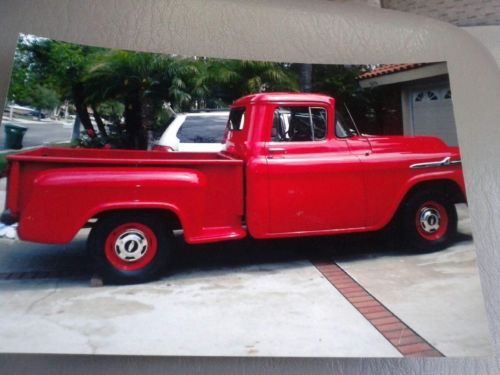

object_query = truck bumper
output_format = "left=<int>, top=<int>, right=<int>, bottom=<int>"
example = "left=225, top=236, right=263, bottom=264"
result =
left=0, top=209, right=18, bottom=225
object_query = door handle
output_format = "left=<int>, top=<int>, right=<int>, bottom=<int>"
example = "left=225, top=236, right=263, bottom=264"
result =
left=268, top=147, right=286, bottom=158
left=268, top=147, right=286, bottom=154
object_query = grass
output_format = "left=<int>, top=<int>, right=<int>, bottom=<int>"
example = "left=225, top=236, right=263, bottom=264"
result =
left=0, top=151, right=16, bottom=176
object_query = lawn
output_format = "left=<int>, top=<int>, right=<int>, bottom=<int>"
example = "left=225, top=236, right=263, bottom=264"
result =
left=0, top=151, right=15, bottom=176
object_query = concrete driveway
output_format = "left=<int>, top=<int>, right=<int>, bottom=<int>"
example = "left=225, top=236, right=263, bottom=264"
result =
left=0, top=177, right=491, bottom=357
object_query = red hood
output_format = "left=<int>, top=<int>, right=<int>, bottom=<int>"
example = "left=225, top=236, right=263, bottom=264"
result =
left=364, top=135, right=458, bottom=155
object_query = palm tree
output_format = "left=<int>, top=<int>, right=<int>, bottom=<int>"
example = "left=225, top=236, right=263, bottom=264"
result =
left=206, top=59, right=299, bottom=103
left=84, top=51, right=198, bottom=148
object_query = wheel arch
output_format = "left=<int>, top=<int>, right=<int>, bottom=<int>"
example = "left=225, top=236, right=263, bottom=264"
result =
left=389, top=178, right=464, bottom=228
left=89, top=205, right=183, bottom=232
left=401, top=179, right=466, bottom=208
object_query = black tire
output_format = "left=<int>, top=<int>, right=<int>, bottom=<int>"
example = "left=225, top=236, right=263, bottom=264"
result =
left=88, top=212, right=172, bottom=284
left=401, top=190, right=457, bottom=252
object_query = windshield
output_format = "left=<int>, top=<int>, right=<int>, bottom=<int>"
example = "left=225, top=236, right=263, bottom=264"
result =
left=177, top=115, right=228, bottom=143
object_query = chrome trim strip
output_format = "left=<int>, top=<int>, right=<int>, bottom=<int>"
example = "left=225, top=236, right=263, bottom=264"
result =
left=410, top=156, right=461, bottom=169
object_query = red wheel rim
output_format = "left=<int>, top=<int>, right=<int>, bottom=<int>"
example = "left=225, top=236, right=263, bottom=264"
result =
left=104, top=223, right=158, bottom=271
left=415, top=201, right=448, bottom=241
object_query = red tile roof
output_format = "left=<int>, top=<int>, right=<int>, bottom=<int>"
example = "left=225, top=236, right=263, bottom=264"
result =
left=357, top=63, right=428, bottom=80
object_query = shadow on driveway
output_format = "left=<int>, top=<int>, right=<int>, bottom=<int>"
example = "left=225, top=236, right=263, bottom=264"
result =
left=0, top=227, right=473, bottom=288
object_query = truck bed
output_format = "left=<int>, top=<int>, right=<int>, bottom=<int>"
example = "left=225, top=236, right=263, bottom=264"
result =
left=5, top=147, right=244, bottom=244
left=8, top=146, right=240, bottom=165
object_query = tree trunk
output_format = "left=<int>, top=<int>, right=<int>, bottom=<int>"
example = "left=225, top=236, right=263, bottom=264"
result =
left=299, top=64, right=313, bottom=92
left=141, top=98, right=155, bottom=150
left=91, top=105, right=108, bottom=138
left=72, top=84, right=96, bottom=137
left=124, top=96, right=145, bottom=149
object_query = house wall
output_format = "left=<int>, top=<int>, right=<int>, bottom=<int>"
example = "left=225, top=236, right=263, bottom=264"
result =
left=401, top=78, right=458, bottom=146
left=381, top=0, right=500, bottom=26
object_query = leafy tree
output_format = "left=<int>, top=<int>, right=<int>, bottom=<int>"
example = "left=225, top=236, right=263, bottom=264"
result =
left=7, top=36, right=34, bottom=105
left=17, top=36, right=104, bottom=134
left=30, top=85, right=61, bottom=119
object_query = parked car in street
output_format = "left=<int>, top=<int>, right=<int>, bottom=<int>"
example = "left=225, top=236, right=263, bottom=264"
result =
left=154, top=111, right=229, bottom=152
left=1, top=93, right=466, bottom=284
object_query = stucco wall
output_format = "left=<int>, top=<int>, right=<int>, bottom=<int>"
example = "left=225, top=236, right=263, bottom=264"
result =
left=382, top=0, right=500, bottom=26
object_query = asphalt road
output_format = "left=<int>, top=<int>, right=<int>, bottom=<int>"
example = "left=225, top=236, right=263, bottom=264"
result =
left=0, top=117, right=74, bottom=150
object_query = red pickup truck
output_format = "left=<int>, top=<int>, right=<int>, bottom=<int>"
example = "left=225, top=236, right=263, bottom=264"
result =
left=1, top=93, right=466, bottom=283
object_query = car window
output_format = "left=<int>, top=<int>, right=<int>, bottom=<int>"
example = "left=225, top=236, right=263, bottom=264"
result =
left=177, top=115, right=228, bottom=143
left=271, top=106, right=327, bottom=142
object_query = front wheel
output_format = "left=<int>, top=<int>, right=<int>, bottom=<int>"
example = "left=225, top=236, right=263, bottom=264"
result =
left=88, top=213, right=171, bottom=284
left=401, top=191, right=457, bottom=252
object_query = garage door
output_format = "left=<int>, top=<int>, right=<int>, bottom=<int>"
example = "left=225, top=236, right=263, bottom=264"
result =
left=410, top=86, right=458, bottom=146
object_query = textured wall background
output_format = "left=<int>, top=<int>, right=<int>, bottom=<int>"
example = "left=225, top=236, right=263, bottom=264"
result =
left=382, top=0, right=500, bottom=26
left=0, top=0, right=499, bottom=373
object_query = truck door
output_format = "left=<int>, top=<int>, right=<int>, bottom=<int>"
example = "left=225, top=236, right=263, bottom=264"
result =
left=265, top=105, right=367, bottom=235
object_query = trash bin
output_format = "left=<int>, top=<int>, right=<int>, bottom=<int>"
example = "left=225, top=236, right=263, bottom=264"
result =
left=4, top=123, right=27, bottom=150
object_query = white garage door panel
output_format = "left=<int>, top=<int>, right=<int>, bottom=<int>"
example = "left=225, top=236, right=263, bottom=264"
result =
left=411, top=88, right=458, bottom=146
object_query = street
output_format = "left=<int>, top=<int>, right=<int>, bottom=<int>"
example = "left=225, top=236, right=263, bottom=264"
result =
left=0, top=117, right=73, bottom=150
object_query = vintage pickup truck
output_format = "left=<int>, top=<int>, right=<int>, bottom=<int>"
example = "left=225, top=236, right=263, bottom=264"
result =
left=1, top=93, right=466, bottom=283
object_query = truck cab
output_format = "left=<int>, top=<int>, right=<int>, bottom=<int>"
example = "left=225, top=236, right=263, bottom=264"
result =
left=226, top=92, right=464, bottom=241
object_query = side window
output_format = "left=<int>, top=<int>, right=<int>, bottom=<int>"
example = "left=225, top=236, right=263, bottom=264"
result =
left=271, top=106, right=327, bottom=142
left=227, top=107, right=246, bottom=131
left=335, top=110, right=357, bottom=138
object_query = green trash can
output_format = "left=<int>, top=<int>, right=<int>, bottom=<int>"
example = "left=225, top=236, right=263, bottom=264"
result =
left=4, top=123, right=28, bottom=150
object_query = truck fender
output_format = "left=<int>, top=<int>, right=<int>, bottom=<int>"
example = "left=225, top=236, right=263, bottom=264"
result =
left=18, top=167, right=206, bottom=244
left=381, top=171, right=464, bottom=229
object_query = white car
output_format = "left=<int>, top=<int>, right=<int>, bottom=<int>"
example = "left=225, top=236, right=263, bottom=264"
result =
left=154, top=111, right=229, bottom=152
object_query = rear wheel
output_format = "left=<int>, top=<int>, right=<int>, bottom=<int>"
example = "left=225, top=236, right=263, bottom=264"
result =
left=401, top=191, right=457, bottom=252
left=88, top=213, right=171, bottom=284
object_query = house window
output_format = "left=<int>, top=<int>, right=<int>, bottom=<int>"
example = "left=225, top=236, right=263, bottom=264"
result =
left=414, top=92, right=424, bottom=102
left=414, top=90, right=442, bottom=102
left=271, top=106, right=327, bottom=142
left=427, top=91, right=438, bottom=100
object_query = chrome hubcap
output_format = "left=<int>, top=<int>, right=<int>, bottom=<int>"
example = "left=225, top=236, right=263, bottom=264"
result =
left=114, top=229, right=149, bottom=262
left=419, top=207, right=441, bottom=233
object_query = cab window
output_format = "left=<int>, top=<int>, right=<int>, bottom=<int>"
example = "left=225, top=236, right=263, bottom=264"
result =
left=271, top=106, right=327, bottom=142
left=227, top=107, right=246, bottom=131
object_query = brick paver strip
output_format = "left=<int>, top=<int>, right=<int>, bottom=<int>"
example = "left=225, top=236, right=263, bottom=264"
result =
left=313, top=260, right=444, bottom=357
left=0, top=270, right=87, bottom=280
